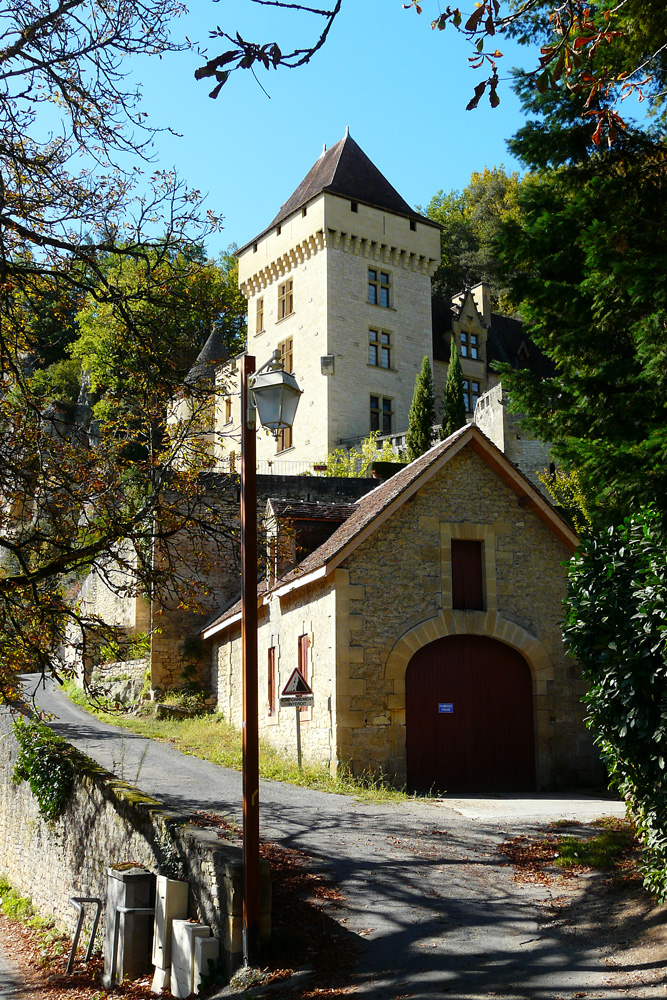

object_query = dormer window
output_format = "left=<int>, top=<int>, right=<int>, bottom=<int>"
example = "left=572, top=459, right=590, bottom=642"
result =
left=460, top=332, right=479, bottom=359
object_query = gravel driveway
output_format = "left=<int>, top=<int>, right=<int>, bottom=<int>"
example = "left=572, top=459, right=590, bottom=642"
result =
left=26, top=676, right=661, bottom=1000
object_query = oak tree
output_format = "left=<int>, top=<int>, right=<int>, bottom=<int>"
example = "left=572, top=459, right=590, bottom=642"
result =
left=0, top=3, right=238, bottom=700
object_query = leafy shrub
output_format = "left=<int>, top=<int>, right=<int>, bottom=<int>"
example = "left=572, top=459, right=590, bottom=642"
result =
left=12, top=719, right=76, bottom=821
left=564, top=507, right=667, bottom=899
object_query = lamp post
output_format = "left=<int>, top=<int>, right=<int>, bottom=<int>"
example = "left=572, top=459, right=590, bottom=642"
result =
left=240, top=350, right=301, bottom=966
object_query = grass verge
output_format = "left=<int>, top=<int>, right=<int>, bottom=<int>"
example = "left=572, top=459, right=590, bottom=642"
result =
left=63, top=681, right=408, bottom=803
left=0, top=873, right=67, bottom=959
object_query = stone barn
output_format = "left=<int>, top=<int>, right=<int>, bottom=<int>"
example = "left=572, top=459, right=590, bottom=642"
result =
left=202, top=425, right=602, bottom=793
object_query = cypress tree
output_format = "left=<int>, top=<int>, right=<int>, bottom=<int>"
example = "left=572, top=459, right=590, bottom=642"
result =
left=406, top=356, right=435, bottom=462
left=440, top=335, right=467, bottom=438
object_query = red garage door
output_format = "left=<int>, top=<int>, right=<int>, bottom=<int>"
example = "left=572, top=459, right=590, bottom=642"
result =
left=406, top=635, right=536, bottom=794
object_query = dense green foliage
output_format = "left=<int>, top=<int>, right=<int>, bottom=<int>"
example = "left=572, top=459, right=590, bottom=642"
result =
left=0, top=4, right=247, bottom=699
left=440, top=337, right=467, bottom=439
left=12, top=719, right=76, bottom=821
left=423, top=166, right=522, bottom=304
left=70, top=246, right=245, bottom=405
left=494, top=90, right=667, bottom=519
left=564, top=509, right=667, bottom=900
left=406, top=357, right=435, bottom=462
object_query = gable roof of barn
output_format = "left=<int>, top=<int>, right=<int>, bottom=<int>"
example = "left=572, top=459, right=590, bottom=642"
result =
left=201, top=425, right=578, bottom=640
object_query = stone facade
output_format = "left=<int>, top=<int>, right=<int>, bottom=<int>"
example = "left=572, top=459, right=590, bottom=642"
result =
left=235, top=191, right=440, bottom=467
left=207, top=428, right=602, bottom=790
left=474, top=382, right=553, bottom=494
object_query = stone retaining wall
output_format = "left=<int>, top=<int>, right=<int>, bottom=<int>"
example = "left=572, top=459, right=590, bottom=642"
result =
left=0, top=707, right=270, bottom=957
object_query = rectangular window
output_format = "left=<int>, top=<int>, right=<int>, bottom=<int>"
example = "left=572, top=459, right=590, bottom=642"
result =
left=298, top=634, right=310, bottom=682
left=368, top=269, right=390, bottom=308
left=369, top=329, right=391, bottom=369
left=451, top=540, right=484, bottom=610
left=225, top=397, right=232, bottom=424
left=298, top=633, right=311, bottom=713
left=370, top=395, right=393, bottom=434
left=462, top=379, right=481, bottom=414
left=256, top=297, right=264, bottom=334
left=460, top=332, right=479, bottom=359
left=276, top=338, right=293, bottom=452
left=278, top=279, right=294, bottom=320
left=279, top=337, right=293, bottom=374
left=268, top=646, right=276, bottom=716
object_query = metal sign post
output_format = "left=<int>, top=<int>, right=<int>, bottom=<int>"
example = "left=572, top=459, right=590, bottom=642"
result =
left=280, top=669, right=314, bottom=770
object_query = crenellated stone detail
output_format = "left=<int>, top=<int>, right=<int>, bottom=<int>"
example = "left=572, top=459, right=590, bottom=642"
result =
left=240, top=225, right=438, bottom=297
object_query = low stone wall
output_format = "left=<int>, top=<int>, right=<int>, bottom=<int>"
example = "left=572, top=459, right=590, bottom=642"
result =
left=0, top=707, right=269, bottom=957
left=90, top=658, right=149, bottom=704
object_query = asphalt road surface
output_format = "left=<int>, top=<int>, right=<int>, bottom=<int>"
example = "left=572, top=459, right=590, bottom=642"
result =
left=24, top=675, right=657, bottom=1000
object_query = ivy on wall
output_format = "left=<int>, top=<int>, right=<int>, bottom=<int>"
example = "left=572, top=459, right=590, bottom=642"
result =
left=12, top=719, right=75, bottom=821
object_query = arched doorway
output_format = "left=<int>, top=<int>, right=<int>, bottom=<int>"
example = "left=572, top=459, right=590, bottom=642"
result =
left=406, top=634, right=536, bottom=794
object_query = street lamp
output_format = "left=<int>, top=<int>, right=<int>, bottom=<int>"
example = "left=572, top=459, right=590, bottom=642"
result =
left=240, top=350, right=301, bottom=966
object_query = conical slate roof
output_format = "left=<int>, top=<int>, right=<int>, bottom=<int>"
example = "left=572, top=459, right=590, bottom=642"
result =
left=184, top=322, right=230, bottom=387
left=240, top=132, right=438, bottom=251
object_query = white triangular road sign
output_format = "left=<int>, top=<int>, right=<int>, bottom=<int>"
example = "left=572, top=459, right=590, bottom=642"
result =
left=281, top=668, right=313, bottom=697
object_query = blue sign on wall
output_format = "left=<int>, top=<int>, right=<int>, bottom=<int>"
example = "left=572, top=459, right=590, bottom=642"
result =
left=438, top=703, right=454, bottom=714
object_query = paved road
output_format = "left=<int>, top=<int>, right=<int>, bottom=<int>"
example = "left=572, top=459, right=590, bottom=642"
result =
left=25, top=675, right=660, bottom=1000
left=0, top=943, right=21, bottom=1000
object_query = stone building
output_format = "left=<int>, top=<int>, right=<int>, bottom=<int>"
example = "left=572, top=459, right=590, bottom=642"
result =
left=189, top=131, right=552, bottom=477
left=201, top=425, right=601, bottom=793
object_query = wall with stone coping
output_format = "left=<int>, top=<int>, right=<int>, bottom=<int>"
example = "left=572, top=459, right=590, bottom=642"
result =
left=0, top=708, right=269, bottom=956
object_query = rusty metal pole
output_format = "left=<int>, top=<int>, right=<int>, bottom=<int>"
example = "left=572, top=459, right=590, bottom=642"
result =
left=241, top=354, right=260, bottom=966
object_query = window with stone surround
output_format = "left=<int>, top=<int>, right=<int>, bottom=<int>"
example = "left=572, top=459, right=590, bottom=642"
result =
left=460, top=332, right=479, bottom=359
left=256, top=297, right=264, bottom=334
left=224, top=397, right=232, bottom=424
left=370, top=395, right=393, bottom=435
left=276, top=337, right=293, bottom=452
left=297, top=633, right=311, bottom=714
left=462, top=379, right=481, bottom=414
left=368, top=268, right=390, bottom=308
left=369, top=328, right=391, bottom=369
left=268, top=646, right=277, bottom=715
left=278, top=278, right=294, bottom=320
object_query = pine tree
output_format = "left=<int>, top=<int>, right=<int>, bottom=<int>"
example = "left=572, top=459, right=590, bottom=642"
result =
left=440, top=336, right=467, bottom=438
left=406, top=356, right=435, bottom=462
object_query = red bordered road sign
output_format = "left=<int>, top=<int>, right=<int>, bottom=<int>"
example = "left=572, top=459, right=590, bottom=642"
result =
left=280, top=668, right=314, bottom=707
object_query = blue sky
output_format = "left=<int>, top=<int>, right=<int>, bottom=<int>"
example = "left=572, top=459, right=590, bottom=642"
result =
left=127, top=1, right=536, bottom=256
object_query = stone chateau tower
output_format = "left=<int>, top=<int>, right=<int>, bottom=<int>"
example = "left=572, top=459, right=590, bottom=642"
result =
left=232, top=131, right=441, bottom=469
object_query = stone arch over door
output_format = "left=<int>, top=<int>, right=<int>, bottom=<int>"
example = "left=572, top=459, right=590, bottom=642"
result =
left=406, top=634, right=535, bottom=793
left=384, top=610, right=554, bottom=789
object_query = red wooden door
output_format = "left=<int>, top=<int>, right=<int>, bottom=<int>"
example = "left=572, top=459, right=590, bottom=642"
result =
left=406, top=635, right=536, bottom=794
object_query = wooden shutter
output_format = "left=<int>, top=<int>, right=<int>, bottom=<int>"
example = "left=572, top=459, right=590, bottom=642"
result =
left=451, top=539, right=484, bottom=610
